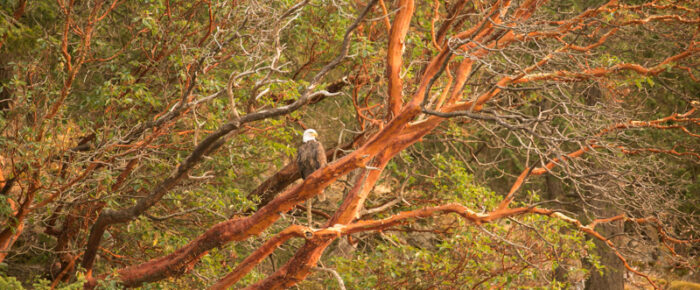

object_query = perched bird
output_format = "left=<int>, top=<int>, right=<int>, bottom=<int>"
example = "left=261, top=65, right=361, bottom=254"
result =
left=296, top=128, right=327, bottom=225
left=296, top=129, right=327, bottom=194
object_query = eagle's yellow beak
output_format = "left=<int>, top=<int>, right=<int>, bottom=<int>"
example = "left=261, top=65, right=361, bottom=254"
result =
left=312, top=131, right=318, bottom=138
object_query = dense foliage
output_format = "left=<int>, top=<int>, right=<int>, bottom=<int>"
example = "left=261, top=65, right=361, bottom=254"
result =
left=1, top=0, right=698, bottom=288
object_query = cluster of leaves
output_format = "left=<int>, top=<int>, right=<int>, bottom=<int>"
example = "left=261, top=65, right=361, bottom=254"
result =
left=327, top=158, right=593, bottom=289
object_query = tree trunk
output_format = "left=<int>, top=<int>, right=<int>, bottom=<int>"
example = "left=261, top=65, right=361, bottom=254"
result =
left=584, top=203, right=625, bottom=290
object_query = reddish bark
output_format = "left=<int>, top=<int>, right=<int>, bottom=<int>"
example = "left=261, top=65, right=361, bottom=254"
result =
left=0, top=184, right=37, bottom=262
left=385, top=0, right=414, bottom=119
left=209, top=225, right=307, bottom=289
left=31, top=0, right=693, bottom=288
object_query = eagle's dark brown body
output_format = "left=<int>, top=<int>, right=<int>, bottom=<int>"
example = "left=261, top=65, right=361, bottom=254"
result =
left=297, top=139, right=327, bottom=200
left=297, top=129, right=327, bottom=223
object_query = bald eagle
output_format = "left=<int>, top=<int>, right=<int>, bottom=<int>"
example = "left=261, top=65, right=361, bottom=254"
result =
left=296, top=129, right=327, bottom=201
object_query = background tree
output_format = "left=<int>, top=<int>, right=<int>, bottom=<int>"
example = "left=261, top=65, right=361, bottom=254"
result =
left=0, top=0, right=698, bottom=289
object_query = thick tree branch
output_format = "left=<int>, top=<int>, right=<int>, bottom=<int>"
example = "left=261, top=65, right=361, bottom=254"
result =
left=385, top=0, right=414, bottom=118
left=88, top=1, right=380, bottom=285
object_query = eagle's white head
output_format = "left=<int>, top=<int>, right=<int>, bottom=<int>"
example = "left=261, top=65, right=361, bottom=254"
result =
left=302, top=129, right=318, bottom=143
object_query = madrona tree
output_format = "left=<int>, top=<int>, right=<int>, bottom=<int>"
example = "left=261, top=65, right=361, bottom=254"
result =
left=0, top=0, right=697, bottom=288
